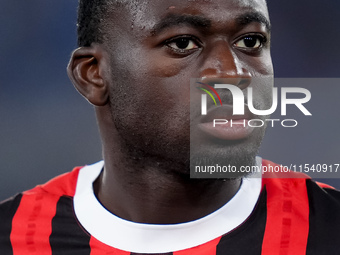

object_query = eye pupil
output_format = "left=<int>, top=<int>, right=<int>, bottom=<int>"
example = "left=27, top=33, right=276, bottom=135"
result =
left=243, top=37, right=258, bottom=47
left=175, top=38, right=190, bottom=49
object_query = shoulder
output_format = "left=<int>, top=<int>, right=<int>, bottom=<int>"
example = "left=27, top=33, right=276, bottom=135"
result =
left=0, top=165, right=88, bottom=253
left=1, top=165, right=83, bottom=202
left=306, top=178, right=340, bottom=215
left=260, top=159, right=340, bottom=253
left=0, top=193, right=23, bottom=228
left=260, top=159, right=340, bottom=202
left=0, top=165, right=84, bottom=223
left=261, top=159, right=340, bottom=195
left=305, top=179, right=340, bottom=253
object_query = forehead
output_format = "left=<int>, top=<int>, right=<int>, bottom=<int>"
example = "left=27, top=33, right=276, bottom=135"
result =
left=112, top=0, right=269, bottom=30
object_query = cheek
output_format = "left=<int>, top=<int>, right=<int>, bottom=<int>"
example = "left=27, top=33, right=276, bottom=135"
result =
left=237, top=50, right=273, bottom=76
left=144, top=48, right=201, bottom=78
left=136, top=76, right=190, bottom=117
left=110, top=74, right=190, bottom=133
left=254, top=54, right=274, bottom=76
left=133, top=53, right=194, bottom=109
left=152, top=60, right=184, bottom=77
left=108, top=42, right=199, bottom=121
left=247, top=76, right=274, bottom=111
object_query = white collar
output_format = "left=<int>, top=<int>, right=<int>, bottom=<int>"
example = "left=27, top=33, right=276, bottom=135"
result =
left=74, top=159, right=262, bottom=253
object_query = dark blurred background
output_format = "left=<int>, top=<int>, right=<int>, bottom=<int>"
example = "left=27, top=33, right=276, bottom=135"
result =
left=1, top=1, right=339, bottom=201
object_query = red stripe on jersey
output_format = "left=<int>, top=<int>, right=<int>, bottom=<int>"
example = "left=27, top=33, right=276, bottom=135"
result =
left=315, top=182, right=334, bottom=189
left=89, top=236, right=130, bottom=255
left=40, top=166, right=83, bottom=197
left=10, top=167, right=83, bottom=254
left=261, top=160, right=309, bottom=255
left=10, top=191, right=60, bottom=254
left=173, top=236, right=222, bottom=255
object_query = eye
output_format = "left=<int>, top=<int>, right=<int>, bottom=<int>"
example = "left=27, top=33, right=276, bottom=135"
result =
left=165, top=36, right=201, bottom=55
left=168, top=38, right=199, bottom=50
left=234, top=35, right=266, bottom=49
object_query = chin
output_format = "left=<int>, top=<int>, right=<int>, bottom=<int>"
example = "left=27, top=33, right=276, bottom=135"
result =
left=189, top=127, right=265, bottom=179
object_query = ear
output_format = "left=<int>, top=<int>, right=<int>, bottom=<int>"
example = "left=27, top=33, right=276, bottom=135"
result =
left=67, top=45, right=109, bottom=106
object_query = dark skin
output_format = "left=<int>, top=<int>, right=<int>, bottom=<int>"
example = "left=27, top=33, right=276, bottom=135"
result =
left=68, top=0, right=273, bottom=224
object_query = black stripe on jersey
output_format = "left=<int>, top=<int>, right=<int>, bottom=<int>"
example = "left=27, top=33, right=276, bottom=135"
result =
left=216, top=187, right=267, bottom=255
left=306, top=180, right=340, bottom=255
left=50, top=196, right=91, bottom=255
left=0, top=193, right=23, bottom=255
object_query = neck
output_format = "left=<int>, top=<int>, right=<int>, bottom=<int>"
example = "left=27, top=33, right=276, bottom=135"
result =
left=94, top=149, right=241, bottom=224
left=94, top=106, right=242, bottom=224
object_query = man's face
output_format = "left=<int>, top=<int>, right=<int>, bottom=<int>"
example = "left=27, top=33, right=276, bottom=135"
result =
left=102, top=0, right=273, bottom=173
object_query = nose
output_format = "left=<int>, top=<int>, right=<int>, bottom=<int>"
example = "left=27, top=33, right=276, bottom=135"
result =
left=199, top=40, right=251, bottom=89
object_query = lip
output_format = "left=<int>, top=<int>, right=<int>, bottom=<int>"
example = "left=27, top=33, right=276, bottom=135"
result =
left=197, top=104, right=256, bottom=140
left=200, top=104, right=254, bottom=123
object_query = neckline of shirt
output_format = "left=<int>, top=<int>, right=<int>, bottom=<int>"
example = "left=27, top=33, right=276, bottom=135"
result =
left=73, top=159, right=262, bottom=253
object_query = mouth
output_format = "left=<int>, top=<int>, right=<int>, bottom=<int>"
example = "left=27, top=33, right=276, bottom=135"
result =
left=197, top=104, right=257, bottom=141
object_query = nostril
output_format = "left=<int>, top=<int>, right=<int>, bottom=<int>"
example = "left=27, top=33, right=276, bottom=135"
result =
left=238, top=78, right=251, bottom=90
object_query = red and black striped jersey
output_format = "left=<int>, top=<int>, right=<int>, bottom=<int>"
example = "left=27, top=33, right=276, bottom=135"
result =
left=1, top=159, right=340, bottom=254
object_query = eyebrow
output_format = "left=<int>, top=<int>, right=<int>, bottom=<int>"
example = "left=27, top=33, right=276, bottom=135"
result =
left=151, top=14, right=211, bottom=35
left=236, top=12, right=271, bottom=32
left=151, top=11, right=271, bottom=36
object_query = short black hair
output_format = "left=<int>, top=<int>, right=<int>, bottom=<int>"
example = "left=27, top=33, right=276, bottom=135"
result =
left=77, top=0, right=110, bottom=47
